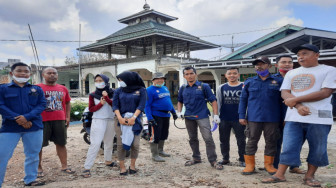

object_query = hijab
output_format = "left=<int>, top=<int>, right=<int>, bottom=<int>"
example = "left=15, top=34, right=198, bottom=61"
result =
left=90, top=74, right=114, bottom=100
left=116, top=71, right=145, bottom=93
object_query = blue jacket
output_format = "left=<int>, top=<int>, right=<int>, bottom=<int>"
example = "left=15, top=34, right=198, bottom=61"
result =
left=145, top=85, right=176, bottom=120
left=238, top=74, right=283, bottom=122
left=0, top=81, right=46, bottom=132
left=178, top=81, right=216, bottom=120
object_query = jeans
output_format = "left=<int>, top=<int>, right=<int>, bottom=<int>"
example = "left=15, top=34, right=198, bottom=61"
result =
left=185, top=118, right=217, bottom=163
left=219, top=121, right=246, bottom=162
left=280, top=121, right=331, bottom=167
left=0, top=130, right=43, bottom=186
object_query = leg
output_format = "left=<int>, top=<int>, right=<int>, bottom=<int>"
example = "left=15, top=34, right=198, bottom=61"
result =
left=22, top=130, right=43, bottom=184
left=115, top=121, right=126, bottom=173
left=130, top=135, right=140, bottom=170
left=273, top=126, right=283, bottom=169
left=158, top=117, right=170, bottom=157
left=103, top=119, right=115, bottom=164
left=150, top=116, right=165, bottom=162
left=0, top=133, right=21, bottom=186
left=263, top=122, right=280, bottom=174
left=197, top=118, right=217, bottom=164
left=51, top=121, right=68, bottom=170
left=55, top=144, right=67, bottom=169
left=84, top=119, right=106, bottom=170
left=218, top=121, right=232, bottom=163
left=38, top=121, right=52, bottom=173
left=185, top=119, right=201, bottom=161
left=231, top=121, right=246, bottom=163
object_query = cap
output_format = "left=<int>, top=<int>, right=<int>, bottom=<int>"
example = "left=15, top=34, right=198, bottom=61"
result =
left=152, top=72, right=166, bottom=80
left=252, top=56, right=271, bottom=65
left=291, top=44, right=319, bottom=54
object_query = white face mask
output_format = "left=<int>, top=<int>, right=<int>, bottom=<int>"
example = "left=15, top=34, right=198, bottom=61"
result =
left=95, top=82, right=106, bottom=89
left=118, top=81, right=127, bottom=88
left=12, top=75, right=30, bottom=83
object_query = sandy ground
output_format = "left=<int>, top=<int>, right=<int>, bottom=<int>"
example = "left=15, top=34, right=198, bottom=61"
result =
left=2, top=120, right=336, bottom=188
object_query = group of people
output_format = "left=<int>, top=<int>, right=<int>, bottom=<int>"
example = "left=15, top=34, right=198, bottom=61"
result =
left=0, top=43, right=335, bottom=187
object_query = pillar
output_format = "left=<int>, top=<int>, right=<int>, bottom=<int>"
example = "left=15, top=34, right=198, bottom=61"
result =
left=152, top=37, right=157, bottom=55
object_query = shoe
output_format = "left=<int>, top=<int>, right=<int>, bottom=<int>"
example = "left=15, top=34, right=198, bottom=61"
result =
left=158, top=140, right=171, bottom=157
left=150, top=143, right=165, bottom=162
left=120, top=170, right=128, bottom=176
left=25, top=180, right=45, bottom=186
left=242, top=155, right=256, bottom=175
left=239, top=161, right=246, bottom=167
left=129, top=167, right=137, bottom=174
left=218, top=160, right=230, bottom=165
left=264, top=155, right=277, bottom=175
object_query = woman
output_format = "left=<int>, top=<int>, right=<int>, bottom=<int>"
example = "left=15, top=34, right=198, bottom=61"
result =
left=82, top=74, right=116, bottom=178
left=112, top=71, right=146, bottom=175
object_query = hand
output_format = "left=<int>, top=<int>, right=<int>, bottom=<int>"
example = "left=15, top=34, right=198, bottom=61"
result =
left=284, top=97, right=297, bottom=108
left=15, top=115, right=28, bottom=126
left=148, top=119, right=157, bottom=127
left=102, top=91, right=108, bottom=97
left=297, top=105, right=311, bottom=116
left=176, top=112, right=182, bottom=119
left=65, top=117, right=70, bottom=128
left=172, top=113, right=178, bottom=120
left=239, top=119, right=247, bottom=126
left=126, top=117, right=135, bottom=126
left=213, top=115, right=220, bottom=124
left=21, top=121, right=32, bottom=129
left=100, top=97, right=106, bottom=105
left=118, top=117, right=127, bottom=125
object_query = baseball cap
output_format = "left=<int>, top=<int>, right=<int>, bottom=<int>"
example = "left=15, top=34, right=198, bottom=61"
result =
left=291, top=44, right=319, bottom=54
left=252, top=56, right=271, bottom=65
left=152, top=72, right=166, bottom=80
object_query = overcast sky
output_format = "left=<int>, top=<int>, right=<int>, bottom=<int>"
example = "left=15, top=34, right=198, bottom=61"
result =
left=0, top=0, right=336, bottom=66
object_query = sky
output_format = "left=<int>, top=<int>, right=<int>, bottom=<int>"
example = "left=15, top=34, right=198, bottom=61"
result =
left=0, top=0, right=336, bottom=66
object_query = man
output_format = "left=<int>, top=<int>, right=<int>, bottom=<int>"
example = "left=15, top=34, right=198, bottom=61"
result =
left=273, top=55, right=306, bottom=174
left=262, top=44, right=336, bottom=187
left=0, top=62, right=46, bottom=186
left=238, top=56, right=283, bottom=175
left=216, top=67, right=246, bottom=167
left=37, top=67, right=74, bottom=176
left=177, top=67, right=223, bottom=170
left=145, top=72, right=177, bottom=162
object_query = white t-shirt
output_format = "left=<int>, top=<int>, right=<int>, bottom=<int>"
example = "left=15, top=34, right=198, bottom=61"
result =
left=280, top=64, right=336, bottom=125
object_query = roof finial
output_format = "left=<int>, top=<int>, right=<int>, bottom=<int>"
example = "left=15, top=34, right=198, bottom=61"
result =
left=143, top=0, right=150, bottom=10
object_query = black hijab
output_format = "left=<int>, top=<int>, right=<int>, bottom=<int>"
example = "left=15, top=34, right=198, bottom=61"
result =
left=116, top=71, right=145, bottom=93
left=90, top=74, right=114, bottom=100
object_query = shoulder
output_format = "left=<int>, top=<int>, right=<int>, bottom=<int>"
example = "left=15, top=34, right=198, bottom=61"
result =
left=218, top=83, right=226, bottom=89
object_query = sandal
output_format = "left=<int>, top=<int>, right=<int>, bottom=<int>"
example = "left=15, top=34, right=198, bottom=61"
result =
left=211, top=162, right=224, bottom=170
left=120, top=170, right=128, bottom=176
left=61, top=168, right=75, bottom=174
left=37, top=171, right=44, bottom=178
left=106, top=162, right=117, bottom=167
left=289, top=167, right=306, bottom=174
left=82, top=170, right=91, bottom=178
left=129, top=167, right=137, bottom=174
left=261, top=176, right=286, bottom=183
left=185, top=160, right=202, bottom=166
left=303, top=178, right=321, bottom=187
left=25, top=180, right=46, bottom=186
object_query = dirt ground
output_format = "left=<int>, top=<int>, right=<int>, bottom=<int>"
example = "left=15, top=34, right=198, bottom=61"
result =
left=2, top=120, right=336, bottom=188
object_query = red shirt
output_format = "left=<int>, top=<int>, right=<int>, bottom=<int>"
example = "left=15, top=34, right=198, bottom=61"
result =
left=37, top=84, right=71, bottom=122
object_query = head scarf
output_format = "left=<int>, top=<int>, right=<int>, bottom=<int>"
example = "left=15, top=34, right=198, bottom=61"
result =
left=90, top=74, right=114, bottom=100
left=116, top=71, right=145, bottom=93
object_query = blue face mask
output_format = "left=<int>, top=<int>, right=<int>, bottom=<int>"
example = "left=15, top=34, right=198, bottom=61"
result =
left=256, top=69, right=269, bottom=77
left=155, top=82, right=165, bottom=88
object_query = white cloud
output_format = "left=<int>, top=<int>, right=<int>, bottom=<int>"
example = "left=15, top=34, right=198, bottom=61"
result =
left=271, top=17, right=304, bottom=28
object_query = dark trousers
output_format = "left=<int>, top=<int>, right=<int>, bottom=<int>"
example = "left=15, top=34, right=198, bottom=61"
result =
left=149, top=116, right=170, bottom=143
left=219, top=121, right=246, bottom=162
left=245, top=121, right=279, bottom=156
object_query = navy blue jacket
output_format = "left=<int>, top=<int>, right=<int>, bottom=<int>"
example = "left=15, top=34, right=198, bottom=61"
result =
left=0, top=81, right=46, bottom=132
left=238, top=74, right=283, bottom=122
left=145, top=85, right=176, bottom=120
left=178, top=81, right=216, bottom=120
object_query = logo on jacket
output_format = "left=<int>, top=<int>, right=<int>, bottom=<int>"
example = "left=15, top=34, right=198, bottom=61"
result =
left=156, top=90, right=160, bottom=93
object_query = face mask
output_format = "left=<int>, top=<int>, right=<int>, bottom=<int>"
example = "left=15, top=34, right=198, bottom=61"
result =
left=95, top=82, right=106, bottom=89
left=155, top=82, right=165, bottom=88
left=256, top=69, right=269, bottom=77
left=118, top=81, right=127, bottom=88
left=279, top=68, right=292, bottom=73
left=12, top=75, right=30, bottom=83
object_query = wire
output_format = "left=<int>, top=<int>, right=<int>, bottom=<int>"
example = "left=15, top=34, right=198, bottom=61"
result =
left=198, top=27, right=280, bottom=38
left=0, top=39, right=94, bottom=42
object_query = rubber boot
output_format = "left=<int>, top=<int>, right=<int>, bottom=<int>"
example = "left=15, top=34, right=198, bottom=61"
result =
left=150, top=143, right=165, bottom=162
left=158, top=140, right=171, bottom=157
left=264, top=155, right=277, bottom=175
left=241, top=155, right=256, bottom=175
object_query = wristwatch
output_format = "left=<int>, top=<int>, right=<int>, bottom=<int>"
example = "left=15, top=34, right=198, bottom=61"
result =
left=132, top=115, right=137, bottom=119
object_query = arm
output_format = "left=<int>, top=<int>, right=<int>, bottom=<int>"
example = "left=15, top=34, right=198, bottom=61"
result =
left=114, top=109, right=127, bottom=125
left=212, top=100, right=218, bottom=115
left=0, top=88, right=20, bottom=120
left=127, top=88, right=146, bottom=126
left=102, top=91, right=113, bottom=106
left=284, top=88, right=335, bottom=108
left=144, top=88, right=154, bottom=120
left=216, top=85, right=222, bottom=115
left=238, top=82, right=248, bottom=125
left=281, top=89, right=311, bottom=116
left=88, top=95, right=104, bottom=112
left=65, top=102, right=71, bottom=127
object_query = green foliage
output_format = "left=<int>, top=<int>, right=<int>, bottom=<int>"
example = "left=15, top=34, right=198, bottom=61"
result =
left=70, top=101, right=88, bottom=121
